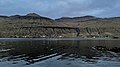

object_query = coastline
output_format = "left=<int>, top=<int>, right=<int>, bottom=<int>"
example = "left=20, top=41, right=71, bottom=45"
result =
left=0, top=37, right=118, bottom=42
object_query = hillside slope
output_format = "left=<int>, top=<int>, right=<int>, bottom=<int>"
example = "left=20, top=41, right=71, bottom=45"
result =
left=56, top=16, right=120, bottom=37
left=0, top=13, right=78, bottom=38
left=0, top=13, right=120, bottom=38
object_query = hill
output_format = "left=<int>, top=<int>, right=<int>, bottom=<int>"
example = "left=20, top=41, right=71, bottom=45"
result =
left=0, top=13, right=120, bottom=38
left=56, top=16, right=120, bottom=38
left=0, top=13, right=78, bottom=38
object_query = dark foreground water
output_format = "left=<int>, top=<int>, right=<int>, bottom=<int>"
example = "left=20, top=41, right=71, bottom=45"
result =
left=0, top=38, right=120, bottom=67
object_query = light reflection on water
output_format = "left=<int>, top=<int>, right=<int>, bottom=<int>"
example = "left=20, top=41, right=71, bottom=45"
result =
left=0, top=38, right=120, bottom=67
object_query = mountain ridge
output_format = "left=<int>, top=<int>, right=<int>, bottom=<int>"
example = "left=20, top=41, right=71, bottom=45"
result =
left=0, top=13, right=120, bottom=38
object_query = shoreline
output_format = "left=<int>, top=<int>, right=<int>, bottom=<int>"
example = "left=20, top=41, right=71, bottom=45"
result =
left=0, top=37, right=118, bottom=41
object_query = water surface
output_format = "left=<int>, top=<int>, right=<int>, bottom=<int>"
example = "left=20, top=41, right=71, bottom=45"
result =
left=0, top=38, right=120, bottom=67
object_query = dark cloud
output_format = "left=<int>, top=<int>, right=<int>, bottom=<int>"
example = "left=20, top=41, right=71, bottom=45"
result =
left=0, top=0, right=120, bottom=18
